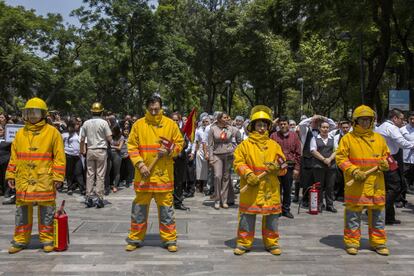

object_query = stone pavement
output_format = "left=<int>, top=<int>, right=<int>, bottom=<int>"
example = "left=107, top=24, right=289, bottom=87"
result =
left=1, top=187, right=414, bottom=275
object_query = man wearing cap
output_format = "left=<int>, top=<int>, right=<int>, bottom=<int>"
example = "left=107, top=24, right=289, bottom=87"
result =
left=6, top=97, right=66, bottom=254
left=80, top=102, right=112, bottom=208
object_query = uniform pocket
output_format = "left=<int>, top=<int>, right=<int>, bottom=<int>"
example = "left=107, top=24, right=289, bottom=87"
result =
left=36, top=167, right=54, bottom=191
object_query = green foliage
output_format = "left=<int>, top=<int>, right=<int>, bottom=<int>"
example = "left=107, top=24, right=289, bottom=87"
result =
left=1, top=0, right=414, bottom=121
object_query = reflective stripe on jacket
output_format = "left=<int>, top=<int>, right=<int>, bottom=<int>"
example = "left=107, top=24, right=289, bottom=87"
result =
left=336, top=132, right=389, bottom=206
left=128, top=115, right=184, bottom=193
left=233, top=134, right=287, bottom=215
left=6, top=123, right=66, bottom=202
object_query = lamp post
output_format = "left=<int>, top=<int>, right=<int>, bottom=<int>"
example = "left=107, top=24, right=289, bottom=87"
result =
left=225, top=80, right=231, bottom=114
left=297, top=77, right=304, bottom=116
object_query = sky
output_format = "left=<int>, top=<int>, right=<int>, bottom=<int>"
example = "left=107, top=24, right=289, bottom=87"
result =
left=5, top=0, right=85, bottom=25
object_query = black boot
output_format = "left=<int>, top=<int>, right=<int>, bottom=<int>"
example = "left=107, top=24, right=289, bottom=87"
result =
left=96, top=198, right=105, bottom=208
left=85, top=197, right=95, bottom=208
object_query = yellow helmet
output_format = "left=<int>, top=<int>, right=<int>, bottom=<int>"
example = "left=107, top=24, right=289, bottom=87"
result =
left=352, top=105, right=375, bottom=121
left=247, top=105, right=273, bottom=132
left=352, top=105, right=376, bottom=128
left=90, top=102, right=104, bottom=113
left=23, top=97, right=48, bottom=111
left=22, top=97, right=48, bottom=123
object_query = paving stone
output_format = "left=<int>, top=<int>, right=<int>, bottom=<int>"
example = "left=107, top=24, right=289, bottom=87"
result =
left=0, top=187, right=414, bottom=275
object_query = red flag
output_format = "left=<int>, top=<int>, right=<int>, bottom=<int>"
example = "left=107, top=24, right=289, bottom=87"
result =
left=182, top=108, right=197, bottom=142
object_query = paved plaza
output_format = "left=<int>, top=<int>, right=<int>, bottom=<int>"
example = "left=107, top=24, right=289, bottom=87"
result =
left=0, top=187, right=414, bottom=275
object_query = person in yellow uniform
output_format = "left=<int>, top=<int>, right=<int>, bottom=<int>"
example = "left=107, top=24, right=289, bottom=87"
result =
left=6, top=97, right=65, bottom=254
left=336, top=105, right=390, bottom=256
left=125, top=94, right=184, bottom=252
left=233, top=105, right=287, bottom=256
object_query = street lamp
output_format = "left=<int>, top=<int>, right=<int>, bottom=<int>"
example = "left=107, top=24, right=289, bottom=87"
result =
left=297, top=78, right=304, bottom=116
left=225, top=80, right=231, bottom=114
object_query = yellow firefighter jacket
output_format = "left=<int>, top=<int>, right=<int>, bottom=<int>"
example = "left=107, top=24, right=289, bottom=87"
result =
left=234, top=131, right=287, bottom=215
left=5, top=120, right=66, bottom=202
left=128, top=110, right=184, bottom=193
left=336, top=125, right=390, bottom=206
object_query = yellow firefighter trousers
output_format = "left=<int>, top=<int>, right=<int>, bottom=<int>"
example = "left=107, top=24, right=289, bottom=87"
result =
left=126, top=192, right=176, bottom=247
left=344, top=204, right=386, bottom=249
left=12, top=200, right=55, bottom=248
left=236, top=213, right=279, bottom=250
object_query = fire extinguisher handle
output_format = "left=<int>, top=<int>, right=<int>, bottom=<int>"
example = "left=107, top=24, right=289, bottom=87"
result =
left=58, top=200, right=65, bottom=213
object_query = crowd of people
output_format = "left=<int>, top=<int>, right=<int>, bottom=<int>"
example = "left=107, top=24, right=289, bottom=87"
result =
left=0, top=95, right=413, bottom=256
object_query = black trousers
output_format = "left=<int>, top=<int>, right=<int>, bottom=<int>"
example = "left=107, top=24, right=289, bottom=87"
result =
left=313, top=167, right=336, bottom=208
left=393, top=150, right=407, bottom=203
left=384, top=169, right=401, bottom=222
left=300, top=160, right=314, bottom=202
left=185, top=158, right=196, bottom=195
left=110, top=151, right=122, bottom=188
left=335, top=169, right=344, bottom=199
left=65, top=154, right=85, bottom=192
left=120, top=157, right=134, bottom=184
left=173, top=157, right=186, bottom=206
left=0, top=161, right=7, bottom=194
left=104, top=152, right=112, bottom=193
left=280, top=167, right=294, bottom=212
left=403, top=163, right=414, bottom=188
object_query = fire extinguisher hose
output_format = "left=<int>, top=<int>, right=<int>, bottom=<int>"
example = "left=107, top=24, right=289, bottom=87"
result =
left=297, top=186, right=313, bottom=215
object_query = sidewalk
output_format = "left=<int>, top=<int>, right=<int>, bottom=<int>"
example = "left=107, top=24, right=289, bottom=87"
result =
left=0, top=187, right=413, bottom=275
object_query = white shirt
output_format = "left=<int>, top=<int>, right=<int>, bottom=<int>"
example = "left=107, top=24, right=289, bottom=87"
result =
left=62, top=132, right=80, bottom=156
left=310, top=134, right=329, bottom=152
left=238, top=128, right=248, bottom=141
left=333, top=133, right=341, bottom=150
left=298, top=117, right=336, bottom=145
left=202, top=124, right=211, bottom=144
left=80, top=117, right=112, bottom=149
left=192, top=126, right=206, bottom=155
left=401, top=124, right=414, bottom=164
left=376, top=120, right=414, bottom=155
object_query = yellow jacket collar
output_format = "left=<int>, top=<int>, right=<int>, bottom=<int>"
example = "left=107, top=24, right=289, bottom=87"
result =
left=248, top=131, right=270, bottom=145
left=25, top=120, right=46, bottom=132
left=145, top=110, right=164, bottom=125
left=352, top=124, right=373, bottom=137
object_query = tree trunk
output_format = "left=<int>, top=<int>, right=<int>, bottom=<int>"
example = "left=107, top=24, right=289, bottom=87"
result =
left=365, top=0, right=392, bottom=110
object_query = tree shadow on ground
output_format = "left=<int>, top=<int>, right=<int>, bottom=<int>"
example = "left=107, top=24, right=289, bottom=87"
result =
left=202, top=200, right=239, bottom=209
left=401, top=202, right=414, bottom=214
left=25, top=235, right=44, bottom=249
left=320, top=235, right=370, bottom=250
left=224, top=237, right=268, bottom=251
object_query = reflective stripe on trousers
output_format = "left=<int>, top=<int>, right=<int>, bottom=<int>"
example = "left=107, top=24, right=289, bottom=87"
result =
left=12, top=200, right=55, bottom=247
left=236, top=213, right=279, bottom=250
left=126, top=192, right=176, bottom=246
left=344, top=204, right=386, bottom=249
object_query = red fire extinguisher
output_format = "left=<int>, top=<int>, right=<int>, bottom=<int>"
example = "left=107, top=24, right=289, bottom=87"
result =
left=309, top=182, right=320, bottom=215
left=54, top=200, right=69, bottom=251
left=386, top=154, right=399, bottom=171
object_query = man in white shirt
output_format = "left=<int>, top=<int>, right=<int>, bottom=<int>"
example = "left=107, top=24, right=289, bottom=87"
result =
left=401, top=111, right=414, bottom=202
left=376, top=109, right=414, bottom=224
left=80, top=102, right=112, bottom=208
